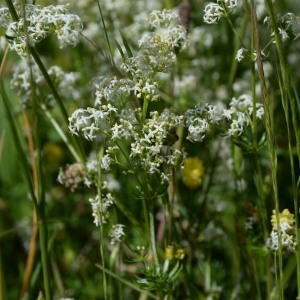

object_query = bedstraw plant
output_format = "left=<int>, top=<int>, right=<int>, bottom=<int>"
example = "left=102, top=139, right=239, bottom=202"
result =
left=0, top=0, right=299, bottom=299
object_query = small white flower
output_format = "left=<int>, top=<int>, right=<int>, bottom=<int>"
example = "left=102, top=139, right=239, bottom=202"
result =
left=217, top=0, right=239, bottom=9
left=266, top=230, right=296, bottom=252
left=109, top=224, right=125, bottom=244
left=278, top=28, right=289, bottom=41
left=86, top=158, right=98, bottom=173
left=222, top=108, right=234, bottom=120
left=235, top=48, right=246, bottom=62
left=89, top=193, right=114, bottom=226
left=203, top=3, right=224, bottom=24
left=147, top=9, right=178, bottom=28
left=252, top=49, right=267, bottom=61
left=101, top=154, right=113, bottom=171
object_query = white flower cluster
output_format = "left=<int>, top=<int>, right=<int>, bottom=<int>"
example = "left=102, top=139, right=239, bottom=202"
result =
left=145, top=9, right=187, bottom=50
left=89, top=193, right=114, bottom=227
left=68, top=106, right=116, bottom=141
left=185, top=94, right=264, bottom=141
left=58, top=155, right=105, bottom=190
left=266, top=209, right=296, bottom=252
left=0, top=7, right=10, bottom=27
left=109, top=224, right=126, bottom=244
left=10, top=59, right=41, bottom=104
left=226, top=94, right=264, bottom=136
left=48, top=66, right=81, bottom=100
left=1, top=4, right=83, bottom=56
left=10, top=59, right=81, bottom=104
left=147, top=9, right=179, bottom=28
left=68, top=77, right=140, bottom=141
left=266, top=223, right=296, bottom=252
left=121, top=10, right=187, bottom=82
left=203, top=0, right=239, bottom=24
left=235, top=48, right=246, bottom=62
left=68, top=10, right=188, bottom=183
left=130, top=110, right=185, bottom=182
left=203, top=3, right=224, bottom=24
left=184, top=104, right=221, bottom=142
left=57, top=162, right=87, bottom=192
left=90, top=193, right=125, bottom=244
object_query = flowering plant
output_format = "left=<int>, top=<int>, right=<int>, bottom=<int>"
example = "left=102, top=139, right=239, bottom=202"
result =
left=0, top=0, right=299, bottom=299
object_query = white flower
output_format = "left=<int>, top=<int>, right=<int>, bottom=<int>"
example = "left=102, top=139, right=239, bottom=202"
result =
left=4, top=4, right=83, bottom=56
left=278, top=28, right=289, bottom=42
left=203, top=3, right=224, bottom=24
left=0, top=7, right=10, bottom=27
left=147, top=9, right=178, bottom=28
left=235, top=48, right=246, bottom=62
left=109, top=224, right=125, bottom=244
left=222, top=108, right=234, bottom=120
left=86, top=157, right=98, bottom=173
left=252, top=49, right=267, bottom=61
left=101, top=154, right=113, bottom=171
left=217, top=0, right=239, bottom=9
left=266, top=230, right=296, bottom=252
left=89, top=193, right=114, bottom=226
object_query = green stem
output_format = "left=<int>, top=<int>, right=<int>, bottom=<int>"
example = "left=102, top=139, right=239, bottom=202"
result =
left=250, top=1, right=283, bottom=298
left=4, top=0, right=18, bottom=21
left=30, top=60, right=52, bottom=300
left=95, top=264, right=159, bottom=299
left=37, top=213, right=52, bottom=300
left=96, top=0, right=116, bottom=69
left=142, top=98, right=149, bottom=124
left=113, top=141, right=149, bottom=230
left=0, top=83, right=52, bottom=300
left=227, top=14, right=248, bottom=96
left=264, top=0, right=300, bottom=297
left=97, top=145, right=108, bottom=300
left=0, top=84, right=37, bottom=209
left=149, top=198, right=160, bottom=274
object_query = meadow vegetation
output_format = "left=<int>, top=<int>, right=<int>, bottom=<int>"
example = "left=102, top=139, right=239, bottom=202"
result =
left=0, top=0, right=299, bottom=299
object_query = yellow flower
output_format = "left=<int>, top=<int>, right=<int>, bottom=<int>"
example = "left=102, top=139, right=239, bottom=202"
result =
left=182, top=157, right=204, bottom=189
left=271, top=209, right=295, bottom=233
left=165, top=243, right=185, bottom=260
left=166, top=244, right=175, bottom=260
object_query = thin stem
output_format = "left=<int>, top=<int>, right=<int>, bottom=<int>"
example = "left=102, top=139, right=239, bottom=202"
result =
left=264, top=0, right=300, bottom=295
left=113, top=140, right=149, bottom=230
left=142, top=98, right=149, bottom=124
left=250, top=1, right=283, bottom=298
left=19, top=109, right=39, bottom=300
left=0, top=84, right=37, bottom=209
left=97, top=145, right=108, bottom=300
left=95, top=264, right=159, bottom=299
left=38, top=214, right=52, bottom=300
left=149, top=198, right=160, bottom=274
left=96, top=0, right=116, bottom=69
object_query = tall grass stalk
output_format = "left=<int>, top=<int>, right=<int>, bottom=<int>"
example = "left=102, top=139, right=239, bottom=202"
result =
left=264, top=0, right=300, bottom=296
left=0, top=83, right=52, bottom=299
left=19, top=108, right=39, bottom=300
left=250, top=1, right=285, bottom=298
